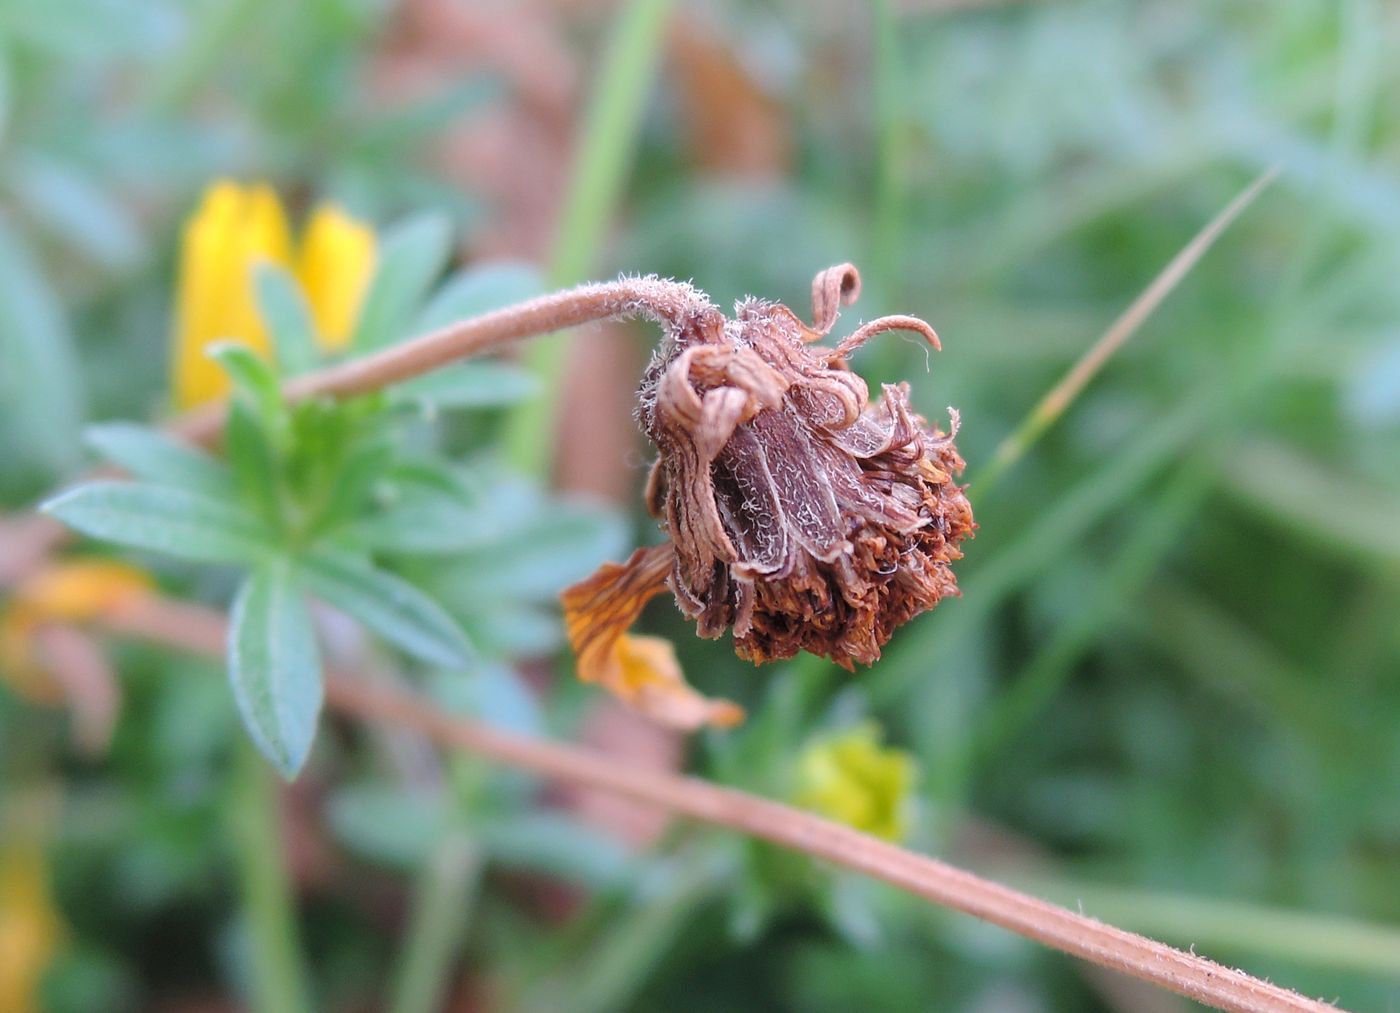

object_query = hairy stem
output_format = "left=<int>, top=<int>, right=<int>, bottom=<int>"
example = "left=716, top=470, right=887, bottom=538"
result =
left=104, top=596, right=1334, bottom=1013
left=173, top=275, right=710, bottom=447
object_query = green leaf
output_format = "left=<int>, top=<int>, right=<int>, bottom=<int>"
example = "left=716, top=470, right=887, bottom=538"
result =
left=9, top=152, right=143, bottom=268
left=300, top=550, right=473, bottom=669
left=443, top=502, right=628, bottom=599
left=208, top=341, right=285, bottom=434
left=225, top=399, right=283, bottom=532
left=41, top=480, right=274, bottom=564
left=254, top=263, right=319, bottom=376
left=228, top=561, right=324, bottom=778
left=327, top=785, right=442, bottom=869
left=308, top=440, right=394, bottom=538
left=413, top=261, right=543, bottom=333
left=0, top=223, right=82, bottom=477
left=85, top=422, right=233, bottom=496
left=340, top=489, right=487, bottom=555
left=392, top=361, right=539, bottom=411
left=352, top=213, right=453, bottom=350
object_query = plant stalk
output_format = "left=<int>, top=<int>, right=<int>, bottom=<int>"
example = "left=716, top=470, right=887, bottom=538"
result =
left=228, top=739, right=313, bottom=1013
left=109, top=596, right=1336, bottom=1013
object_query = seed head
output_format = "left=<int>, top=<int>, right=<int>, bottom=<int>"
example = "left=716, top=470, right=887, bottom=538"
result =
left=562, top=264, right=974, bottom=729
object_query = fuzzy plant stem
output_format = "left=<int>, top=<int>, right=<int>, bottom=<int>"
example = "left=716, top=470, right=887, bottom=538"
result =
left=172, top=275, right=711, bottom=447
left=105, top=596, right=1336, bottom=1013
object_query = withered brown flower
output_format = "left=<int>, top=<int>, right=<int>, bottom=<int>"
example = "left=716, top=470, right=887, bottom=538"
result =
left=561, top=264, right=974, bottom=730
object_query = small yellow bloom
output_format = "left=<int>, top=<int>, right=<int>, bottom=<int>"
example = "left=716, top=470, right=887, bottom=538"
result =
left=297, top=203, right=376, bottom=350
left=0, top=560, right=151, bottom=702
left=794, top=722, right=918, bottom=841
left=171, top=181, right=377, bottom=409
left=0, top=842, right=64, bottom=1013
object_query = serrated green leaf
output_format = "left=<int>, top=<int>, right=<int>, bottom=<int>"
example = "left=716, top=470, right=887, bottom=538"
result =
left=41, top=480, right=274, bottom=563
left=85, top=422, right=233, bottom=496
left=352, top=213, right=453, bottom=350
left=392, top=361, right=539, bottom=411
left=208, top=341, right=284, bottom=434
left=300, top=550, right=473, bottom=669
left=255, top=263, right=319, bottom=375
left=413, top=261, right=543, bottom=333
left=228, top=561, right=324, bottom=777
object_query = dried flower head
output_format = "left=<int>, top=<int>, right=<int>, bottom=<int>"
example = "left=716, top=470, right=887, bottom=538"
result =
left=561, top=264, right=974, bottom=730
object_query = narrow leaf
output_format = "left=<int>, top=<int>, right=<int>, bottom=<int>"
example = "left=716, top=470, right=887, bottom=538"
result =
left=208, top=341, right=285, bottom=433
left=392, top=361, right=539, bottom=411
left=0, top=223, right=82, bottom=474
left=228, top=561, right=324, bottom=777
left=352, top=213, right=453, bottom=351
left=413, top=261, right=542, bottom=333
left=340, top=491, right=487, bottom=555
left=85, top=422, right=233, bottom=496
left=41, top=480, right=273, bottom=563
left=225, top=399, right=283, bottom=531
left=300, top=550, right=473, bottom=669
left=255, top=263, right=320, bottom=375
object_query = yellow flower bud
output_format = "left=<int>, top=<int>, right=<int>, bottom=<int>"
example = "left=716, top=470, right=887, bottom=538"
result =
left=170, top=181, right=292, bottom=410
left=297, top=202, right=376, bottom=350
left=793, top=722, right=918, bottom=841
left=170, top=182, right=377, bottom=409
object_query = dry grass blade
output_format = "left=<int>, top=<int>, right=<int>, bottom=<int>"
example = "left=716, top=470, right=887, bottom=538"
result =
left=973, top=167, right=1279, bottom=497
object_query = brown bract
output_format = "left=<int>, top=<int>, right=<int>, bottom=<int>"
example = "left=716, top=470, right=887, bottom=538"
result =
left=561, top=264, right=974, bottom=730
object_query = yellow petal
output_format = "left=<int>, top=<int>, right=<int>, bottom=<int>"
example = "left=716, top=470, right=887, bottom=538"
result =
left=170, top=181, right=291, bottom=410
left=0, top=842, right=64, bottom=1013
left=561, top=544, right=743, bottom=731
left=296, top=202, right=376, bottom=350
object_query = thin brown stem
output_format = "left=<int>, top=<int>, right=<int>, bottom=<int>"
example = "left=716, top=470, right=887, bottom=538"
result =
left=100, top=595, right=1337, bottom=1013
left=4, top=276, right=713, bottom=578
left=174, top=276, right=713, bottom=446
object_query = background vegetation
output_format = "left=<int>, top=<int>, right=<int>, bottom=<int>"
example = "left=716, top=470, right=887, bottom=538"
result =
left=2, top=0, right=1399, bottom=1010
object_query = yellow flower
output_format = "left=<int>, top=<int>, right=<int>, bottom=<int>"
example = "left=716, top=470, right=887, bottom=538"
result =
left=171, top=181, right=377, bottom=409
left=1, top=559, right=151, bottom=703
left=0, top=842, right=64, bottom=1013
left=297, top=203, right=377, bottom=350
left=793, top=722, right=918, bottom=841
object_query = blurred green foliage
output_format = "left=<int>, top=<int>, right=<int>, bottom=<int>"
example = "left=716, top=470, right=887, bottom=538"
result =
left=3, top=0, right=1400, bottom=1010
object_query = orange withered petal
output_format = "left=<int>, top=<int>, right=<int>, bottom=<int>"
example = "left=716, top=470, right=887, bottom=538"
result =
left=560, top=544, right=743, bottom=730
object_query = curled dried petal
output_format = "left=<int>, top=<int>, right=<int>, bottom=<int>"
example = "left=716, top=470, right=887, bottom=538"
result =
left=831, top=314, right=941, bottom=362
left=560, top=544, right=743, bottom=730
left=809, top=262, right=862, bottom=336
